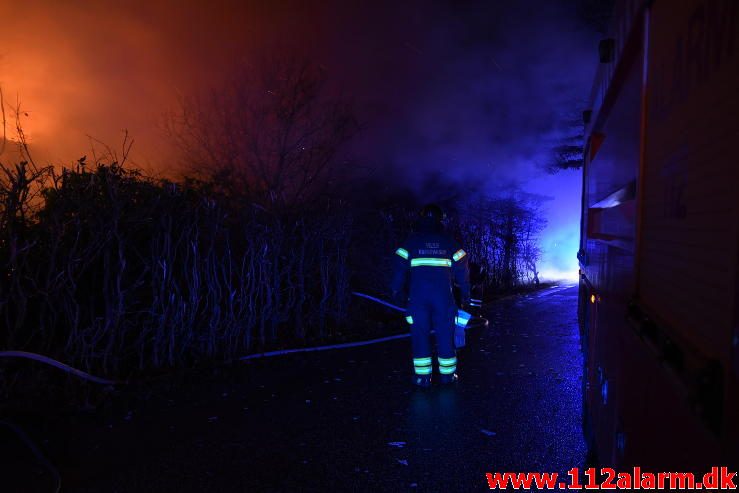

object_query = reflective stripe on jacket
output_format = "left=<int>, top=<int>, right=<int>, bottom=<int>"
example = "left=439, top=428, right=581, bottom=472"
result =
left=391, top=217, right=470, bottom=304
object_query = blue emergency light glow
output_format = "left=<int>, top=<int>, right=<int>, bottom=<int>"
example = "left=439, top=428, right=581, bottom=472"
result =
left=410, top=258, right=452, bottom=267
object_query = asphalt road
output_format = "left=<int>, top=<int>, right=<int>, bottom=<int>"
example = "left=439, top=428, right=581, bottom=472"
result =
left=7, top=284, right=586, bottom=492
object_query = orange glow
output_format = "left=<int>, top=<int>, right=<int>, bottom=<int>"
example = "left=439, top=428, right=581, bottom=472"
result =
left=590, top=294, right=596, bottom=304
left=0, top=1, right=296, bottom=172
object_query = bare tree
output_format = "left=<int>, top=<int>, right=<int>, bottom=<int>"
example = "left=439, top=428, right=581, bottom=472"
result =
left=166, top=55, right=358, bottom=211
left=450, top=191, right=547, bottom=291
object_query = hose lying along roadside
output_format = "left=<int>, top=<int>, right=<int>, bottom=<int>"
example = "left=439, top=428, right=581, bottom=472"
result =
left=1, top=292, right=488, bottom=370
left=0, top=350, right=122, bottom=385
left=0, top=420, right=61, bottom=493
left=0, top=352, right=121, bottom=493
left=241, top=292, right=489, bottom=361
left=0, top=292, right=484, bottom=493
left=351, top=291, right=406, bottom=312
left=1, top=292, right=488, bottom=368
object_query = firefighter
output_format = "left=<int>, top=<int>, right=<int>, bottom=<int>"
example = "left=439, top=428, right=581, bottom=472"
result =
left=391, top=204, right=471, bottom=387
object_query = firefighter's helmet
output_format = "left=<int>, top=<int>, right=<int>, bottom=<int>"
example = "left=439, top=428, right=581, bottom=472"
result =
left=420, top=203, right=445, bottom=222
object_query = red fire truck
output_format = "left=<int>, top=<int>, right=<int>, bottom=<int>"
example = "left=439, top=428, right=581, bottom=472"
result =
left=578, top=0, right=739, bottom=471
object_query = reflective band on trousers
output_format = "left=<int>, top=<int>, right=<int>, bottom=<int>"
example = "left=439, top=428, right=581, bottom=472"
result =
left=395, top=248, right=409, bottom=260
left=452, top=249, right=467, bottom=261
left=414, top=357, right=432, bottom=375
left=405, top=315, right=414, bottom=324
left=438, top=356, right=457, bottom=375
left=410, top=258, right=452, bottom=268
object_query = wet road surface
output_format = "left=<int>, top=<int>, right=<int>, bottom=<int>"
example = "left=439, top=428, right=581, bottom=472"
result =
left=13, top=284, right=586, bottom=492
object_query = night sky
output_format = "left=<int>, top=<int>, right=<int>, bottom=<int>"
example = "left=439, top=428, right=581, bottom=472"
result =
left=0, top=0, right=606, bottom=279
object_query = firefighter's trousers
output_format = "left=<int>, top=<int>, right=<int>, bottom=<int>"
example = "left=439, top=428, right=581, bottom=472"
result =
left=406, top=293, right=457, bottom=377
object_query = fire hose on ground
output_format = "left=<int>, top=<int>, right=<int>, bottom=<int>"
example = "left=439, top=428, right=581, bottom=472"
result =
left=0, top=291, right=489, bottom=373
left=0, top=351, right=119, bottom=493
left=0, top=291, right=487, bottom=492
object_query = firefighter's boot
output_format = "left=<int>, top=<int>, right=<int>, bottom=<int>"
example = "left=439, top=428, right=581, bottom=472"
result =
left=412, top=357, right=433, bottom=388
left=413, top=374, right=432, bottom=388
left=439, top=372, right=458, bottom=385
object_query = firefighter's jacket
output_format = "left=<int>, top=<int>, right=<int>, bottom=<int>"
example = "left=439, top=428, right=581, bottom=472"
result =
left=391, top=217, right=471, bottom=309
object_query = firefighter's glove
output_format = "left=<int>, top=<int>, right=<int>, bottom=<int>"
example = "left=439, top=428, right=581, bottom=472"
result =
left=454, top=308, right=472, bottom=349
left=454, top=324, right=466, bottom=349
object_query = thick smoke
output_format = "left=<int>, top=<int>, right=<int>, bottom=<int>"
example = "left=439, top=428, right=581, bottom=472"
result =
left=1, top=0, right=606, bottom=278
left=311, top=0, right=602, bottom=279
